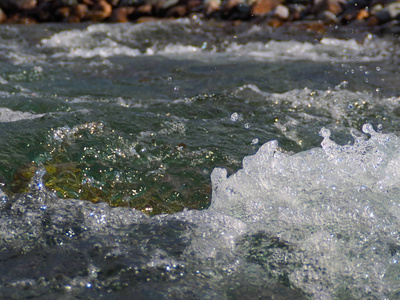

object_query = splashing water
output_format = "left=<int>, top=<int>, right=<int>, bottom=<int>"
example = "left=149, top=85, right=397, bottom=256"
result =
left=210, top=124, right=400, bottom=299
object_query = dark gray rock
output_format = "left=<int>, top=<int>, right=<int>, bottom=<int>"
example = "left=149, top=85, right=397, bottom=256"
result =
left=375, top=2, right=400, bottom=23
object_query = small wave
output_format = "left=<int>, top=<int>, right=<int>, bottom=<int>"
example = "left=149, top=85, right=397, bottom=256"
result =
left=0, top=107, right=44, bottom=122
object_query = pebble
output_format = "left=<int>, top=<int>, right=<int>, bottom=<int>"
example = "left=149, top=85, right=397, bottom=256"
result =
left=0, top=0, right=398, bottom=33
left=110, top=6, right=135, bottom=22
left=374, top=1, right=400, bottom=23
left=274, top=4, right=289, bottom=19
left=251, top=0, right=283, bottom=16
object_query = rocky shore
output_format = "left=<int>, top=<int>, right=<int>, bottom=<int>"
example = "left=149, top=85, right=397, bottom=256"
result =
left=0, top=0, right=399, bottom=33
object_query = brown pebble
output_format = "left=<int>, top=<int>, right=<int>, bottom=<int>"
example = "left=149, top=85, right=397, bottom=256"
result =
left=251, top=0, right=283, bottom=16
left=0, top=8, right=7, bottom=23
left=356, top=8, right=369, bottom=20
left=204, top=0, right=221, bottom=16
left=82, top=0, right=95, bottom=5
left=165, top=5, right=187, bottom=17
left=310, top=0, right=343, bottom=17
left=74, top=4, right=89, bottom=19
left=367, top=15, right=380, bottom=26
left=187, top=0, right=202, bottom=12
left=224, top=0, right=243, bottom=12
left=266, top=17, right=284, bottom=26
left=287, top=4, right=306, bottom=21
left=18, top=0, right=37, bottom=10
left=17, top=17, right=38, bottom=24
left=137, top=4, right=153, bottom=15
left=87, top=0, right=112, bottom=22
left=56, top=6, right=71, bottom=19
left=111, top=6, right=135, bottom=22
left=67, top=15, right=81, bottom=22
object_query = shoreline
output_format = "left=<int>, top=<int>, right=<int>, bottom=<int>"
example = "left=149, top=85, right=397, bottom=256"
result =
left=0, top=0, right=399, bottom=35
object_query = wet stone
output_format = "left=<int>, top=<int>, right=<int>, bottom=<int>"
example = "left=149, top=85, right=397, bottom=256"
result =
left=0, top=0, right=37, bottom=10
left=57, top=0, right=79, bottom=6
left=274, top=4, right=289, bottom=19
left=0, top=7, right=6, bottom=22
left=374, top=1, right=400, bottom=23
left=251, top=0, right=283, bottom=16
left=110, top=6, right=135, bottom=22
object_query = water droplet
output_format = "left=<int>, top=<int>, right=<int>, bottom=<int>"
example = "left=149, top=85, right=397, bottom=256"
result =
left=251, top=138, right=259, bottom=145
left=319, top=128, right=331, bottom=138
left=362, top=123, right=375, bottom=135
left=230, top=112, right=239, bottom=122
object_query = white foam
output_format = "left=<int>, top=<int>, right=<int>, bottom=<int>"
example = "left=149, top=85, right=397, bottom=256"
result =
left=225, top=36, right=395, bottom=62
left=38, top=22, right=397, bottom=63
left=0, top=107, right=44, bottom=122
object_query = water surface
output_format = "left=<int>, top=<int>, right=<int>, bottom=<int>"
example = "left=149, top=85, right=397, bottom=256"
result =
left=0, top=20, right=399, bottom=299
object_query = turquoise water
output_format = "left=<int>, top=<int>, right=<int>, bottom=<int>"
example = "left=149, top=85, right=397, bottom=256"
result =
left=0, top=20, right=399, bottom=299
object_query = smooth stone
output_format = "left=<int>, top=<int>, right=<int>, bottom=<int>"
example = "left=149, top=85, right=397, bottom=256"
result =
left=287, top=4, right=307, bottom=20
left=0, top=7, right=6, bottom=22
left=57, top=0, right=78, bottom=6
left=161, top=0, right=180, bottom=9
left=251, top=0, right=283, bottom=16
left=274, top=4, right=289, bottom=19
left=111, top=6, right=135, bottom=22
left=0, top=0, right=37, bottom=10
left=87, top=0, right=112, bottom=21
left=310, top=0, right=343, bottom=16
left=165, top=4, right=187, bottom=17
left=56, top=6, right=71, bottom=19
left=375, top=2, right=400, bottom=23
left=204, top=0, right=221, bottom=16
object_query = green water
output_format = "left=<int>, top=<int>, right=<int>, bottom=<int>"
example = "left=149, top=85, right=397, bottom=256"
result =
left=0, top=21, right=399, bottom=214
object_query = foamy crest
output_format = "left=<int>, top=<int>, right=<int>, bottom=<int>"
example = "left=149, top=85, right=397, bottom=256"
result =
left=0, top=107, right=44, bottom=122
left=225, top=35, right=395, bottom=62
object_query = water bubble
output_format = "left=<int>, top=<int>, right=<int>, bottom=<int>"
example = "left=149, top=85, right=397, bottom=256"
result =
left=230, top=112, right=239, bottom=122
left=251, top=138, right=259, bottom=145
left=362, top=123, right=375, bottom=135
left=28, top=164, right=47, bottom=192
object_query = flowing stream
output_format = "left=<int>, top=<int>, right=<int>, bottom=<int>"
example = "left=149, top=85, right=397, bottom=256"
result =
left=0, top=20, right=399, bottom=299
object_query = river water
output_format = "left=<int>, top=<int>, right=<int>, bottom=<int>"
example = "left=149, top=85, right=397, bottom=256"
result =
left=0, top=19, right=399, bottom=299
